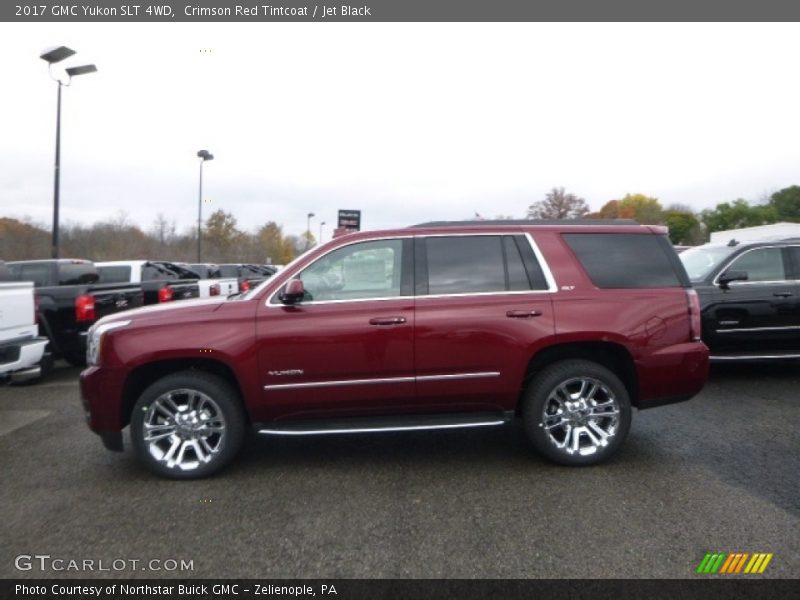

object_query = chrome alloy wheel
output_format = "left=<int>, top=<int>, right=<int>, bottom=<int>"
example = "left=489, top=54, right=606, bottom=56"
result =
left=142, top=388, right=227, bottom=471
left=540, top=376, right=621, bottom=457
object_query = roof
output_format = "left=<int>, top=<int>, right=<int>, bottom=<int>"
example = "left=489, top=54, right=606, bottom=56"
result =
left=411, top=219, right=639, bottom=228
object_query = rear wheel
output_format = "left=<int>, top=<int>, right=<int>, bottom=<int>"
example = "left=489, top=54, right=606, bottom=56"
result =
left=522, top=360, right=631, bottom=466
left=130, top=371, right=246, bottom=479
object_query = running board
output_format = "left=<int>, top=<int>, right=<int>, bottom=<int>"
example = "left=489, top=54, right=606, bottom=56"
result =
left=711, top=353, right=800, bottom=361
left=257, top=411, right=513, bottom=436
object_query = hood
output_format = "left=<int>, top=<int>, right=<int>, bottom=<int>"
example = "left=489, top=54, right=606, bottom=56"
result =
left=93, top=296, right=233, bottom=328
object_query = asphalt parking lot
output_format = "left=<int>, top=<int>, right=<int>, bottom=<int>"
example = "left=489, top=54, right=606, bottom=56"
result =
left=0, top=363, right=797, bottom=579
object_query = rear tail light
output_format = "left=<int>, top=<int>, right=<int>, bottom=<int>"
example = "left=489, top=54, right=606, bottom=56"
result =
left=75, top=294, right=96, bottom=323
left=158, top=287, right=174, bottom=303
left=686, top=289, right=702, bottom=341
left=34, top=293, right=40, bottom=324
left=240, top=280, right=251, bottom=293
left=210, top=283, right=221, bottom=296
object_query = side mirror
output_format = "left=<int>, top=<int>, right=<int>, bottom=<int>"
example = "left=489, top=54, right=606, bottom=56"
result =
left=718, top=270, right=748, bottom=289
left=280, top=279, right=305, bottom=304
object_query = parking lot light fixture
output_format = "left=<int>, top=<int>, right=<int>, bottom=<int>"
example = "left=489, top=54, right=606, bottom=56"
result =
left=306, top=212, right=315, bottom=250
left=40, top=46, right=97, bottom=259
left=197, top=150, right=214, bottom=262
left=319, top=221, right=326, bottom=245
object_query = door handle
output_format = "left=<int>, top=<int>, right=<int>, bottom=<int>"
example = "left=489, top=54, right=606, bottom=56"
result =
left=773, top=292, right=793, bottom=298
left=506, top=310, right=542, bottom=319
left=369, top=316, right=407, bottom=325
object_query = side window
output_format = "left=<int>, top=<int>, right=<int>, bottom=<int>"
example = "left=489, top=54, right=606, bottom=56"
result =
left=421, top=235, right=549, bottom=295
left=505, top=237, right=530, bottom=291
left=18, top=264, right=52, bottom=287
left=727, top=248, right=786, bottom=282
left=296, top=239, right=404, bottom=302
left=426, top=236, right=506, bottom=294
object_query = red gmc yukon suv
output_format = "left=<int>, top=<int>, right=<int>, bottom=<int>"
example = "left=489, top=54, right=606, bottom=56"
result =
left=80, top=220, right=709, bottom=478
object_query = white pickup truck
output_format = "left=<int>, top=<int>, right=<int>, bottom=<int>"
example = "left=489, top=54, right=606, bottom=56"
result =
left=0, top=262, right=49, bottom=383
left=185, top=263, right=240, bottom=298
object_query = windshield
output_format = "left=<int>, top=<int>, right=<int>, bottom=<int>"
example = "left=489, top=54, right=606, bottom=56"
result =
left=679, top=245, right=739, bottom=282
left=237, top=245, right=319, bottom=300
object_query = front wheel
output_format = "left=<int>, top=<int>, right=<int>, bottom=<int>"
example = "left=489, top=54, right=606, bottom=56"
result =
left=130, top=371, right=246, bottom=479
left=522, top=360, right=632, bottom=466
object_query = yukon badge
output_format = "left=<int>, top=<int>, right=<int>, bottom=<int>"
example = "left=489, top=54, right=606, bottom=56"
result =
left=268, top=369, right=304, bottom=377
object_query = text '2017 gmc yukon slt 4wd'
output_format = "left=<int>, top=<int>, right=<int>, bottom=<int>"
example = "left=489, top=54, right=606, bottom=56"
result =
left=80, top=220, right=709, bottom=478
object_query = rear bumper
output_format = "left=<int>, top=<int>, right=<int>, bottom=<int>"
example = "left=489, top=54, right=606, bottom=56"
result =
left=79, top=365, right=127, bottom=448
left=636, top=341, right=709, bottom=409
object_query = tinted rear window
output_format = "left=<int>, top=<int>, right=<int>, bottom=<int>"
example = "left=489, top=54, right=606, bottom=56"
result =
left=190, top=264, right=220, bottom=278
left=563, top=233, right=683, bottom=288
left=58, top=262, right=98, bottom=285
left=9, top=263, right=51, bottom=287
left=219, top=265, right=240, bottom=278
left=97, top=266, right=131, bottom=283
left=142, top=264, right=178, bottom=281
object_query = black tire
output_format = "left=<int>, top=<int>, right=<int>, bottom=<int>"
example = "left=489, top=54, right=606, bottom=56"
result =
left=130, top=371, right=246, bottom=479
left=64, top=354, right=86, bottom=367
left=522, top=359, right=632, bottom=466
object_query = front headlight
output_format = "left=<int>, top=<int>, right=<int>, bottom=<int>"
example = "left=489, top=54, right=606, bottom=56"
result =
left=86, top=320, right=131, bottom=366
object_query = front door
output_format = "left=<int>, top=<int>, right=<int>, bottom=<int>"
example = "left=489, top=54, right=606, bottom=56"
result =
left=256, top=238, right=415, bottom=421
left=707, top=246, right=800, bottom=354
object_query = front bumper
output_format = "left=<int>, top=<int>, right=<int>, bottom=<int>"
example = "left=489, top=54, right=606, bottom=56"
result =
left=79, top=365, right=128, bottom=451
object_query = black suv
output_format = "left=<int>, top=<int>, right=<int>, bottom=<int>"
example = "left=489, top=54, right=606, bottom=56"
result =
left=680, top=238, right=800, bottom=360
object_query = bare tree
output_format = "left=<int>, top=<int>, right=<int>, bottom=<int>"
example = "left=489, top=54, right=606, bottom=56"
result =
left=527, top=187, right=589, bottom=219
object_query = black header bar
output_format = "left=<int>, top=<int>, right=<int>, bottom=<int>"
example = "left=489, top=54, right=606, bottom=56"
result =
left=5, top=0, right=800, bottom=22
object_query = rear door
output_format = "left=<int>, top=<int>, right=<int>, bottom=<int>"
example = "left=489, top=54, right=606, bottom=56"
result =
left=413, top=233, right=556, bottom=412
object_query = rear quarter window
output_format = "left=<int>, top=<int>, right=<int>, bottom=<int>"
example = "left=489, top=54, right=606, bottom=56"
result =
left=563, top=233, right=687, bottom=288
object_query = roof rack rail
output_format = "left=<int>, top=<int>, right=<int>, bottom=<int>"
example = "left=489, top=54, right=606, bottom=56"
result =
left=411, top=219, right=640, bottom=228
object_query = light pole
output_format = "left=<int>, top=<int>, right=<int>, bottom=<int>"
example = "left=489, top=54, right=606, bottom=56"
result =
left=197, top=149, right=214, bottom=262
left=319, top=221, right=326, bottom=245
left=306, top=212, right=315, bottom=249
left=40, top=46, right=97, bottom=259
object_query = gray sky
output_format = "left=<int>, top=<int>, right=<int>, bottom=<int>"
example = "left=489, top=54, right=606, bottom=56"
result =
left=1, top=22, right=799, bottom=242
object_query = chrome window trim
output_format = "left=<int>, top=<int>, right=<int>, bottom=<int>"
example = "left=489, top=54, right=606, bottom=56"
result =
left=712, top=245, right=794, bottom=287
left=524, top=232, right=558, bottom=292
left=265, top=230, right=557, bottom=307
left=258, top=420, right=506, bottom=436
left=263, top=371, right=500, bottom=391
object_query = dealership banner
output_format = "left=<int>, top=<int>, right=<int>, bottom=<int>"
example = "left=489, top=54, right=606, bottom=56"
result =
left=4, top=579, right=797, bottom=600
left=4, top=0, right=800, bottom=22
